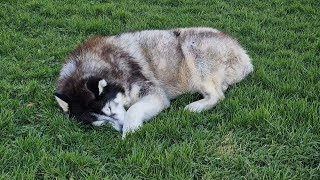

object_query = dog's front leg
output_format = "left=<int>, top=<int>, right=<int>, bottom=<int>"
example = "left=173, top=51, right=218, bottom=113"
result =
left=122, top=94, right=170, bottom=139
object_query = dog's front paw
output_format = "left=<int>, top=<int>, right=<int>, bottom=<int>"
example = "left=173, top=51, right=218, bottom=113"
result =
left=122, top=119, right=143, bottom=139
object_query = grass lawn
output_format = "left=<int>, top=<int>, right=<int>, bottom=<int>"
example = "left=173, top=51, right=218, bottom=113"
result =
left=1, top=0, right=319, bottom=179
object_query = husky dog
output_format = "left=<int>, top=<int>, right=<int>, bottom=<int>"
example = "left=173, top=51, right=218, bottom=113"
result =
left=54, top=27, right=253, bottom=138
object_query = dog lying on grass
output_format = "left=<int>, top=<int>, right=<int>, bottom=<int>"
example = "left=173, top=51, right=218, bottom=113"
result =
left=54, top=27, right=253, bottom=138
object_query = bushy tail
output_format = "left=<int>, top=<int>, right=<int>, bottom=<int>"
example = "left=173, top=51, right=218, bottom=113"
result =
left=226, top=50, right=253, bottom=86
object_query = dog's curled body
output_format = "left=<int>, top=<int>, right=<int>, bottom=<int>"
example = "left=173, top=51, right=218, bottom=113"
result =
left=55, top=27, right=253, bottom=137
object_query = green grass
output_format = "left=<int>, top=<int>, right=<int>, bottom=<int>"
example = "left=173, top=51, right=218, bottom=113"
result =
left=1, top=0, right=319, bottom=179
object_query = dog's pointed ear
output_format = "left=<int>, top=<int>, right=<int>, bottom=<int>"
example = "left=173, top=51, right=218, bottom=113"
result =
left=54, top=93, right=69, bottom=112
left=86, top=78, right=107, bottom=98
left=98, top=79, right=107, bottom=95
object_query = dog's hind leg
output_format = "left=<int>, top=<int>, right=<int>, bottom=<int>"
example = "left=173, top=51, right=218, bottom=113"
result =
left=185, top=79, right=225, bottom=113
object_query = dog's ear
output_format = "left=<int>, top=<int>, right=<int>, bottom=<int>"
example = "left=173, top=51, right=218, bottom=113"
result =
left=98, top=79, right=107, bottom=95
left=86, top=78, right=107, bottom=98
left=54, top=93, right=69, bottom=112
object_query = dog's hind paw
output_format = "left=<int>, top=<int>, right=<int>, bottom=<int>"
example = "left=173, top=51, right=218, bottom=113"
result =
left=185, top=102, right=206, bottom=113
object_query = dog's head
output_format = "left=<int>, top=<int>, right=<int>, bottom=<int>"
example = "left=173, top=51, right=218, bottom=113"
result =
left=54, top=77, right=126, bottom=132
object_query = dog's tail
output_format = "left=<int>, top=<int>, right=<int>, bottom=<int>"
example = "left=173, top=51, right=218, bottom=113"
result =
left=225, top=47, right=253, bottom=86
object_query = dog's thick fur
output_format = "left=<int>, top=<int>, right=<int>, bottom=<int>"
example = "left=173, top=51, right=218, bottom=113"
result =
left=55, top=27, right=253, bottom=138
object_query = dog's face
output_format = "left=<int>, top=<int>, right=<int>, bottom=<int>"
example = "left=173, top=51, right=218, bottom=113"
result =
left=54, top=77, right=126, bottom=132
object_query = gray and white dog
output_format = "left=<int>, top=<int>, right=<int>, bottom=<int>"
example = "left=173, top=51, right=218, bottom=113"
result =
left=54, top=27, right=253, bottom=138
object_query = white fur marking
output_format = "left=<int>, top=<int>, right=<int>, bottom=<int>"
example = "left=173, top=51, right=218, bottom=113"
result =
left=113, top=93, right=124, bottom=104
left=55, top=96, right=69, bottom=112
left=110, top=94, right=126, bottom=126
left=92, top=120, right=106, bottom=126
left=98, top=79, right=107, bottom=95
left=102, top=93, right=126, bottom=122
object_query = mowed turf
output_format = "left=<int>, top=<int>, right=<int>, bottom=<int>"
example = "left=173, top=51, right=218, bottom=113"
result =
left=0, top=0, right=319, bottom=179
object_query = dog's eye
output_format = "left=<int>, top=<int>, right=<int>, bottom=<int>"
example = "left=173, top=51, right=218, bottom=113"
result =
left=101, top=102, right=112, bottom=115
left=105, top=107, right=111, bottom=114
